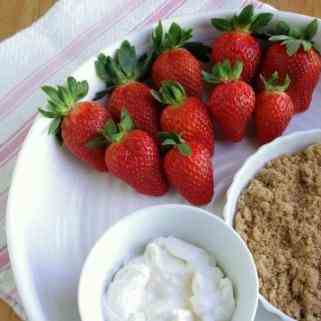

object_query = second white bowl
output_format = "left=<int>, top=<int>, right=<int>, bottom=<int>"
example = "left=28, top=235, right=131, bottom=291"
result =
left=78, top=204, right=258, bottom=321
left=223, top=129, right=321, bottom=321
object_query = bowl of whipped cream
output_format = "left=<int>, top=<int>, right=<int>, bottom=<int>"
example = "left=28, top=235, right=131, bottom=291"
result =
left=78, top=204, right=258, bottom=321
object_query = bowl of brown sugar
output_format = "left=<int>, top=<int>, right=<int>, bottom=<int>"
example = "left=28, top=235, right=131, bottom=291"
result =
left=224, top=129, right=321, bottom=321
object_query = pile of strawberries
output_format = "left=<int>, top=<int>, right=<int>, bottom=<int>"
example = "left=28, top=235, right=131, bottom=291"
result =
left=39, top=5, right=321, bottom=206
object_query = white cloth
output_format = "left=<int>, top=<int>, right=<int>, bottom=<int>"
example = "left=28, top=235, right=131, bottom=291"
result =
left=0, top=0, right=271, bottom=319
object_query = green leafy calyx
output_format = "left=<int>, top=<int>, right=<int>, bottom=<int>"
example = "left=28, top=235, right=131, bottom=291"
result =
left=203, top=59, right=243, bottom=84
left=102, top=109, right=134, bottom=143
left=211, top=5, right=273, bottom=33
left=152, top=21, right=193, bottom=54
left=269, top=19, right=319, bottom=56
left=151, top=80, right=186, bottom=106
left=87, top=109, right=134, bottom=148
left=95, top=40, right=150, bottom=87
left=38, top=77, right=89, bottom=136
left=159, top=132, right=192, bottom=156
left=260, top=71, right=290, bottom=92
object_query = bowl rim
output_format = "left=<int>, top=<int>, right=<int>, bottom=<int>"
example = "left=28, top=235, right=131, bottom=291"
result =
left=78, top=203, right=259, bottom=321
left=6, top=8, right=321, bottom=321
left=223, top=129, right=321, bottom=321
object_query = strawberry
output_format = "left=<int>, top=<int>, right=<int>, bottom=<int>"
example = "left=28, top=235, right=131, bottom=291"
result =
left=204, top=60, right=255, bottom=142
left=255, top=72, right=294, bottom=144
left=95, top=41, right=159, bottom=137
left=151, top=80, right=214, bottom=155
left=259, top=19, right=321, bottom=113
left=211, top=5, right=273, bottom=82
left=161, top=133, right=214, bottom=205
left=39, top=77, right=111, bottom=172
left=151, top=22, right=203, bottom=97
left=102, top=111, right=168, bottom=196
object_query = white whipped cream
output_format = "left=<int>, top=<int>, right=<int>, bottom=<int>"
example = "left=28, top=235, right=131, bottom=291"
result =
left=104, top=237, right=235, bottom=321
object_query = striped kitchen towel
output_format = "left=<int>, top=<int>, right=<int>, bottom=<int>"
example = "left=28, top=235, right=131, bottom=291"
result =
left=0, top=0, right=272, bottom=318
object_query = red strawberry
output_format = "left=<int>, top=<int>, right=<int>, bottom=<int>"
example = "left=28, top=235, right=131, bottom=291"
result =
left=211, top=5, right=273, bottom=82
left=108, top=82, right=159, bottom=137
left=161, top=133, right=214, bottom=205
left=258, top=19, right=321, bottom=113
left=104, top=111, right=168, bottom=196
left=204, top=60, right=255, bottom=142
left=39, top=77, right=111, bottom=172
left=151, top=80, right=214, bottom=155
left=95, top=41, right=159, bottom=137
left=151, top=22, right=203, bottom=97
left=255, top=72, right=294, bottom=143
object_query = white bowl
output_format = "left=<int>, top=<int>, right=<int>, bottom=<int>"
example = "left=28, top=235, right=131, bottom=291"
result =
left=223, top=129, right=321, bottom=321
left=78, top=204, right=258, bottom=321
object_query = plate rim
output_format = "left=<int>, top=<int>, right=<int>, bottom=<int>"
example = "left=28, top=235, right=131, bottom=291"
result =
left=6, top=8, right=319, bottom=321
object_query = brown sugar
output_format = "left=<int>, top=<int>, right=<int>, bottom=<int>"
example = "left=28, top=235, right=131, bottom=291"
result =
left=235, top=144, right=321, bottom=321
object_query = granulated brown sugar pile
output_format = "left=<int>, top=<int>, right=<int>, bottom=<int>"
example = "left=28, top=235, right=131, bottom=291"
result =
left=235, top=144, right=321, bottom=321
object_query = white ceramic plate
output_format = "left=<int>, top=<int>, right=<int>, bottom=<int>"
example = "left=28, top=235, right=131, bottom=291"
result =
left=6, top=9, right=321, bottom=321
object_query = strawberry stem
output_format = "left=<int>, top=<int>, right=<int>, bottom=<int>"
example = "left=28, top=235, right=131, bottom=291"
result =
left=38, top=77, right=89, bottom=138
left=103, top=109, right=134, bottom=143
left=260, top=72, right=290, bottom=93
left=211, top=5, right=273, bottom=34
left=203, top=59, right=243, bottom=84
left=87, top=109, right=135, bottom=149
left=159, top=131, right=192, bottom=156
left=152, top=21, right=193, bottom=54
left=269, top=18, right=319, bottom=56
left=151, top=80, right=186, bottom=106
left=95, top=41, right=150, bottom=87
